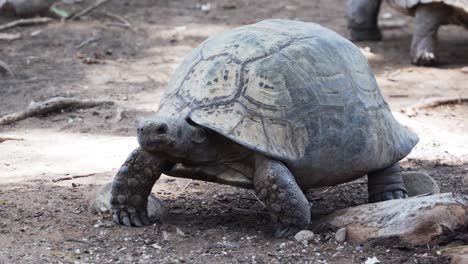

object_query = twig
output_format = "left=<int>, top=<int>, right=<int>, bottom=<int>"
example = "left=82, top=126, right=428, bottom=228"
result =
left=0, top=136, right=24, bottom=143
left=106, top=22, right=132, bottom=30
left=437, top=245, right=468, bottom=254
left=98, top=11, right=132, bottom=29
left=52, top=173, right=96, bottom=182
left=75, top=36, right=100, bottom=49
left=0, top=33, right=21, bottom=41
left=0, top=97, right=114, bottom=126
left=182, top=179, right=193, bottom=191
left=65, top=238, right=93, bottom=245
left=414, top=97, right=468, bottom=109
left=70, top=0, right=110, bottom=20
left=251, top=192, right=266, bottom=209
left=0, top=60, right=14, bottom=76
left=0, top=17, right=53, bottom=31
left=212, top=199, right=269, bottom=215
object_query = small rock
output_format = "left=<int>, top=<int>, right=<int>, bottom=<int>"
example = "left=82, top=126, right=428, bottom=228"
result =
left=150, top=243, right=161, bottom=249
left=335, top=227, right=347, bottom=243
left=221, top=241, right=241, bottom=248
left=196, top=3, right=211, bottom=12
left=365, top=256, right=380, bottom=264
left=381, top=12, right=393, bottom=19
left=461, top=66, right=468, bottom=74
left=176, top=227, right=185, bottom=236
left=294, top=230, right=315, bottom=242
left=162, top=231, right=170, bottom=241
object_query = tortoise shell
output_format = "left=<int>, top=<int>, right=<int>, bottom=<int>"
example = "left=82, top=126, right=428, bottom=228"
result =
left=157, top=19, right=418, bottom=176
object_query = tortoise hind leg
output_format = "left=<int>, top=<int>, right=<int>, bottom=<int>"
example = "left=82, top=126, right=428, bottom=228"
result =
left=368, top=162, right=408, bottom=203
left=347, top=0, right=383, bottom=41
left=253, top=155, right=311, bottom=237
left=411, top=3, right=452, bottom=66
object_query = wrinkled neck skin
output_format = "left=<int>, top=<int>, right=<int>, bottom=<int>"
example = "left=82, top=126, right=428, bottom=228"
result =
left=137, top=115, right=252, bottom=168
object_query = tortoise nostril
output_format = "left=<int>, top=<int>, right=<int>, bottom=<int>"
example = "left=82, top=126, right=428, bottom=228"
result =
left=137, top=127, right=144, bottom=133
left=156, top=123, right=168, bottom=134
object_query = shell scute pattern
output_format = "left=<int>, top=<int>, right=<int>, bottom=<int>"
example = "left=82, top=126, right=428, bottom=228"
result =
left=160, top=47, right=203, bottom=107
left=178, top=56, right=240, bottom=105
left=160, top=20, right=417, bottom=162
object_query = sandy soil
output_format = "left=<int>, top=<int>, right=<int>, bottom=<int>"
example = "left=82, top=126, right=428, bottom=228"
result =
left=0, top=0, right=467, bottom=263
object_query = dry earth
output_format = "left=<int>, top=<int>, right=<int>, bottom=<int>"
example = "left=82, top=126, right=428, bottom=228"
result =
left=0, top=0, right=467, bottom=263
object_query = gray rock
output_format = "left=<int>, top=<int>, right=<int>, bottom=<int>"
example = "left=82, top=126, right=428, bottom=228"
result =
left=402, top=172, right=440, bottom=197
left=335, top=227, right=347, bottom=243
left=294, top=230, right=315, bottom=242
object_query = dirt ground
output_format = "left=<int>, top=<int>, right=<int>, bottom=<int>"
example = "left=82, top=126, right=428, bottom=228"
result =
left=0, top=0, right=467, bottom=263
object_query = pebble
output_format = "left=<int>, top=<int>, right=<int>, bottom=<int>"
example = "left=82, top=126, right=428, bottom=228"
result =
left=294, top=230, right=315, bottom=242
left=221, top=241, right=241, bottom=248
left=365, top=256, right=380, bottom=264
left=461, top=66, right=468, bottom=74
left=335, top=227, right=347, bottom=243
left=150, top=243, right=161, bottom=249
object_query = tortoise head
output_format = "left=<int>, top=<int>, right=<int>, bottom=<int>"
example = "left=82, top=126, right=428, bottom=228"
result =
left=137, top=115, right=210, bottom=163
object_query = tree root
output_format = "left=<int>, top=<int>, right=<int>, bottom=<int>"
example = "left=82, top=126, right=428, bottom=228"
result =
left=0, top=97, right=114, bottom=125
left=0, top=17, right=53, bottom=31
left=0, top=136, right=23, bottom=143
left=52, top=173, right=96, bottom=182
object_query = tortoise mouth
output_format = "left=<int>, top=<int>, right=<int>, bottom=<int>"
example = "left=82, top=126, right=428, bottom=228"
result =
left=138, top=137, right=177, bottom=152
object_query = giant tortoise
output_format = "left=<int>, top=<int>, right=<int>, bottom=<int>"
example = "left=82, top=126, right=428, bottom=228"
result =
left=347, top=0, right=468, bottom=66
left=110, top=19, right=419, bottom=236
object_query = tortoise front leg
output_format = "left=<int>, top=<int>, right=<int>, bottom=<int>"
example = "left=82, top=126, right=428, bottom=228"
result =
left=111, top=148, right=172, bottom=227
left=253, top=155, right=311, bottom=237
left=411, top=3, right=452, bottom=66
left=347, top=0, right=383, bottom=41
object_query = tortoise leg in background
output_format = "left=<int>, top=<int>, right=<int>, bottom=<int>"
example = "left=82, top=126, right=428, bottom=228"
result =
left=253, top=155, right=311, bottom=237
left=367, top=162, right=409, bottom=203
left=411, top=3, right=452, bottom=66
left=347, top=0, right=383, bottom=41
left=111, top=148, right=172, bottom=227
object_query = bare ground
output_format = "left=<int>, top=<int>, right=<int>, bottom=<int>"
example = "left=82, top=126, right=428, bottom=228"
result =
left=0, top=0, right=467, bottom=263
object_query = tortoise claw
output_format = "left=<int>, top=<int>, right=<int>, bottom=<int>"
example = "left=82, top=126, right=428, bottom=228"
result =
left=274, top=225, right=299, bottom=238
left=120, top=211, right=132, bottom=227
left=132, top=214, right=143, bottom=227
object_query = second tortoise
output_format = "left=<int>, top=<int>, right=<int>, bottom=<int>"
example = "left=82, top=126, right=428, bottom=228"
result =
left=347, top=0, right=468, bottom=65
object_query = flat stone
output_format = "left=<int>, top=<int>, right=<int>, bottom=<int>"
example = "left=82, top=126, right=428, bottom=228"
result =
left=402, top=172, right=440, bottom=197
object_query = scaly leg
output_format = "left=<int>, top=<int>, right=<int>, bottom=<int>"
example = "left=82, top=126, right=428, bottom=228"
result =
left=254, top=155, right=310, bottom=237
left=368, top=162, right=408, bottom=203
left=111, top=148, right=172, bottom=227
left=411, top=3, right=452, bottom=66
left=347, top=0, right=383, bottom=41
